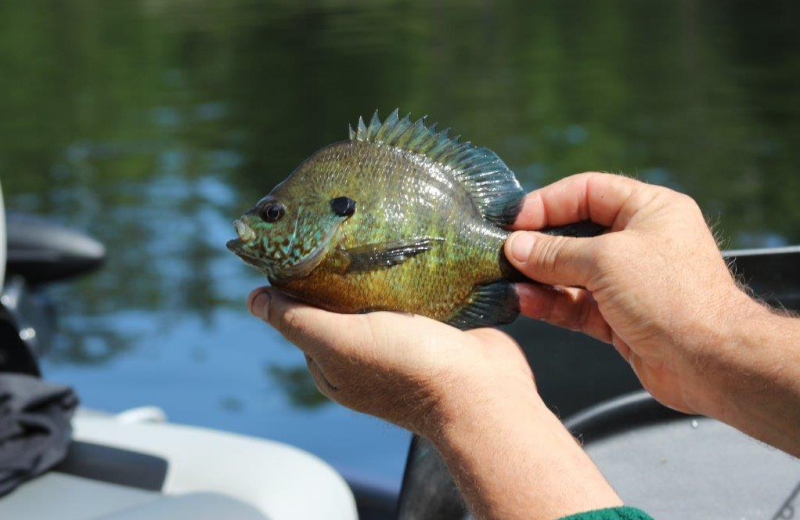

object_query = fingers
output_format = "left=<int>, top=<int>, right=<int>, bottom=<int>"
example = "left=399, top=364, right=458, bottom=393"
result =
left=516, top=283, right=612, bottom=343
left=305, top=354, right=337, bottom=395
left=512, top=172, right=642, bottom=231
left=247, top=287, right=367, bottom=359
left=505, top=231, right=601, bottom=288
left=610, top=331, right=632, bottom=363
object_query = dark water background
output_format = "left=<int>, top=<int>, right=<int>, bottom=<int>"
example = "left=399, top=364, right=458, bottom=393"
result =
left=1, top=0, right=799, bottom=493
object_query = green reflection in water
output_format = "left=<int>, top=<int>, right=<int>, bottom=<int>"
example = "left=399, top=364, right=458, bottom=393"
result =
left=268, top=365, right=330, bottom=409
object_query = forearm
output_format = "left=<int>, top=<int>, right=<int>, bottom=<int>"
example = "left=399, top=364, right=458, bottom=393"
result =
left=430, top=389, right=622, bottom=520
left=703, top=300, right=800, bottom=457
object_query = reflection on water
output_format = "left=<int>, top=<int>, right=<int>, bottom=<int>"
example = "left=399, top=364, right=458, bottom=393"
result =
left=268, top=365, right=331, bottom=409
left=1, top=0, right=799, bottom=492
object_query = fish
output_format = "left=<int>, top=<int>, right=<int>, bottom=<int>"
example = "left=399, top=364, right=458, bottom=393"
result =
left=227, top=110, right=602, bottom=329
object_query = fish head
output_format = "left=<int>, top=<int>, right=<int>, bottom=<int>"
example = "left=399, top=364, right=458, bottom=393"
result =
left=226, top=188, right=356, bottom=283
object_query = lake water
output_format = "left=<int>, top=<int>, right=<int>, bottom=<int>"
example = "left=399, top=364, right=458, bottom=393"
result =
left=1, top=0, right=799, bottom=496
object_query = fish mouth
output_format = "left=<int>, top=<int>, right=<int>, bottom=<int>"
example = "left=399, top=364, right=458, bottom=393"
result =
left=226, top=238, right=244, bottom=253
left=226, top=238, right=265, bottom=268
left=227, top=219, right=265, bottom=268
left=233, top=219, right=256, bottom=242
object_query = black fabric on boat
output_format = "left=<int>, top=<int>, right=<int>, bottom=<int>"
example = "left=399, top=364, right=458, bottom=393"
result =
left=0, top=374, right=78, bottom=496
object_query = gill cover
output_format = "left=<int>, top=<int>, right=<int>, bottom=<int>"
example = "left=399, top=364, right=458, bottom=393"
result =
left=267, top=203, right=350, bottom=284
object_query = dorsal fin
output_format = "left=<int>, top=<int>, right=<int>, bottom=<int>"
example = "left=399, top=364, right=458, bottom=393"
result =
left=349, top=109, right=524, bottom=226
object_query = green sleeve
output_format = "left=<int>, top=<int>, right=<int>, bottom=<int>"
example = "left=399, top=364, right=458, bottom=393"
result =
left=558, top=506, right=654, bottom=520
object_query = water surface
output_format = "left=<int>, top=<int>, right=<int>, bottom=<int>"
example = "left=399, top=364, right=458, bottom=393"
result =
left=1, top=0, right=799, bottom=492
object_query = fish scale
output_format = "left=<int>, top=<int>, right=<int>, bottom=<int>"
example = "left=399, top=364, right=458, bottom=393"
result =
left=227, top=110, right=602, bottom=329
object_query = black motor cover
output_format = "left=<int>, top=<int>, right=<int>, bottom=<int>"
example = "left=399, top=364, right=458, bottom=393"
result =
left=0, top=212, right=106, bottom=375
left=5, top=212, right=105, bottom=285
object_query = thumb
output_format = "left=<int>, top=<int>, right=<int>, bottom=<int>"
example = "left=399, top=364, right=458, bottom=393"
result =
left=247, top=287, right=367, bottom=359
left=504, top=231, right=598, bottom=287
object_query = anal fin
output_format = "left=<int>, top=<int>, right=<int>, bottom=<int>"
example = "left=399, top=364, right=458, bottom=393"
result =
left=447, top=280, right=519, bottom=330
left=331, top=237, right=444, bottom=273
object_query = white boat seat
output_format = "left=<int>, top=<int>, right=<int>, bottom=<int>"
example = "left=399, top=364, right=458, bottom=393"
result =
left=72, top=414, right=358, bottom=520
left=99, top=491, right=269, bottom=520
left=0, top=473, right=268, bottom=520
left=0, top=412, right=357, bottom=520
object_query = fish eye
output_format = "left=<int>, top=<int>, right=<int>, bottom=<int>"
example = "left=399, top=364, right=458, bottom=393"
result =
left=331, top=196, right=356, bottom=217
left=259, top=201, right=285, bottom=223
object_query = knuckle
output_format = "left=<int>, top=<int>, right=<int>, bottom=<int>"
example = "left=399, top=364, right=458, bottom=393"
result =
left=277, top=306, right=303, bottom=334
left=586, top=242, right=605, bottom=265
left=587, top=239, right=613, bottom=269
left=553, top=291, right=593, bottom=332
left=651, top=190, right=705, bottom=227
left=531, top=236, right=566, bottom=275
left=675, top=192, right=700, bottom=210
left=659, top=189, right=698, bottom=212
left=575, top=297, right=594, bottom=332
left=644, top=185, right=673, bottom=207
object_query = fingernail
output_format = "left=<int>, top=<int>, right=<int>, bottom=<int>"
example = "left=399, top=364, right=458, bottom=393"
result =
left=251, top=291, right=270, bottom=318
left=510, top=233, right=535, bottom=263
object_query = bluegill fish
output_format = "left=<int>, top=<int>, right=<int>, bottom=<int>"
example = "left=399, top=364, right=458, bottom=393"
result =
left=227, top=110, right=600, bottom=329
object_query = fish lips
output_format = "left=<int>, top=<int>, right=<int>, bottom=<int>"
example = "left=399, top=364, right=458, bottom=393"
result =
left=226, top=238, right=243, bottom=253
left=226, top=238, right=264, bottom=268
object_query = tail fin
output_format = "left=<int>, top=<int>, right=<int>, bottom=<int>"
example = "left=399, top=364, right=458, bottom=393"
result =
left=500, top=220, right=606, bottom=282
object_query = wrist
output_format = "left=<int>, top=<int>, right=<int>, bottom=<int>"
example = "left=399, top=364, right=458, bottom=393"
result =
left=430, top=381, right=552, bottom=447
left=693, top=294, right=800, bottom=454
left=680, top=289, right=770, bottom=419
left=428, top=384, right=622, bottom=520
left=425, top=362, right=552, bottom=443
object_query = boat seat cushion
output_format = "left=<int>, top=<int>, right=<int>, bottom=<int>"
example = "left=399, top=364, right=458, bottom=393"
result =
left=0, top=472, right=269, bottom=520
left=96, top=490, right=269, bottom=520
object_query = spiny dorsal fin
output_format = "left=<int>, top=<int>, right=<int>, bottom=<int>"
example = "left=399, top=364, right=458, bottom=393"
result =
left=349, top=109, right=524, bottom=226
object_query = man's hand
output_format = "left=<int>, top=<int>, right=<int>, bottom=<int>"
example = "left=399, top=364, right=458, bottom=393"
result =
left=247, top=289, right=533, bottom=435
left=504, top=172, right=800, bottom=457
left=247, top=289, right=622, bottom=520
left=504, top=172, right=757, bottom=416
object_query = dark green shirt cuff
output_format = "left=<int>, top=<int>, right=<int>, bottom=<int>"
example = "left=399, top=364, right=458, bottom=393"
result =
left=558, top=506, right=653, bottom=520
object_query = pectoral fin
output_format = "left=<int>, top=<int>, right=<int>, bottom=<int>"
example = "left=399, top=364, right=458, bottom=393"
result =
left=330, top=237, right=444, bottom=273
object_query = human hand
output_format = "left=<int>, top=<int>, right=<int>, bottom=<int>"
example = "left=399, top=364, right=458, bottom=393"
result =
left=247, top=288, right=623, bottom=519
left=247, top=287, right=536, bottom=436
left=504, top=172, right=763, bottom=417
